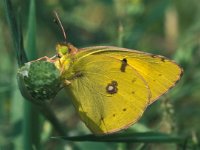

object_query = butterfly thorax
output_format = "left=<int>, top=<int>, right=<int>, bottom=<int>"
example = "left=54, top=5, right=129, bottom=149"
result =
left=54, top=43, right=78, bottom=79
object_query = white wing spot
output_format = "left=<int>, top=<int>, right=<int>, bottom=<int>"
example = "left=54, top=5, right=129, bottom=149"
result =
left=108, top=85, right=114, bottom=91
left=106, top=81, right=118, bottom=94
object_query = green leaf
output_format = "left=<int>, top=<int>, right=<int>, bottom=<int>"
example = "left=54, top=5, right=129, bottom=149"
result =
left=4, top=0, right=28, bottom=66
left=25, top=0, right=37, bottom=60
left=53, top=132, right=184, bottom=143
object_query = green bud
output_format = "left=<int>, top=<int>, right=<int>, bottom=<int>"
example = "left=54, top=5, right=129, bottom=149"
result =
left=17, top=61, right=63, bottom=103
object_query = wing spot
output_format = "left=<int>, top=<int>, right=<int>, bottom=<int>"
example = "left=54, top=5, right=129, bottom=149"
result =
left=111, top=81, right=118, bottom=86
left=151, top=54, right=157, bottom=58
left=113, top=114, right=116, bottom=117
left=153, top=79, right=156, bottom=82
left=123, top=108, right=127, bottom=112
left=161, top=57, right=165, bottom=62
left=158, top=74, right=162, bottom=76
left=106, top=81, right=118, bottom=94
left=120, top=58, right=128, bottom=72
left=132, top=91, right=135, bottom=94
left=132, top=78, right=137, bottom=83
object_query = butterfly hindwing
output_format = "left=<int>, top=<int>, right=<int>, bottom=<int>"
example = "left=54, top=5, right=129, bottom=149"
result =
left=65, top=54, right=150, bottom=134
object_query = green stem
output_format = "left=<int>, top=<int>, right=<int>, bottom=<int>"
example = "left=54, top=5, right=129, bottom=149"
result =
left=39, top=103, right=67, bottom=136
left=4, top=1, right=68, bottom=149
left=24, top=102, right=40, bottom=149
left=23, top=0, right=41, bottom=149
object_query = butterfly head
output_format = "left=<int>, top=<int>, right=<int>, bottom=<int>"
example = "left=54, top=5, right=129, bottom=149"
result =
left=56, top=43, right=78, bottom=58
left=56, top=44, right=69, bottom=58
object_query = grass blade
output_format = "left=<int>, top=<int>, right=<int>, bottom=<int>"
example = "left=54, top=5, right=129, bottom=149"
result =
left=4, top=0, right=28, bottom=66
left=54, top=132, right=184, bottom=143
left=23, top=0, right=41, bottom=149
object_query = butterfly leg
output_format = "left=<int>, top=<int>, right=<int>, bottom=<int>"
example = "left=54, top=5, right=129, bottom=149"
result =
left=64, top=80, right=71, bottom=85
left=36, top=56, right=55, bottom=62
left=28, top=56, right=55, bottom=63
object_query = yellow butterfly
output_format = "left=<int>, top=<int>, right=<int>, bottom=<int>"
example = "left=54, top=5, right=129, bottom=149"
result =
left=52, top=43, right=183, bottom=135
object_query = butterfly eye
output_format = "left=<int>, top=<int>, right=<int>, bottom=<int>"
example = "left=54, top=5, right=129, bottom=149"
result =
left=56, top=44, right=69, bottom=56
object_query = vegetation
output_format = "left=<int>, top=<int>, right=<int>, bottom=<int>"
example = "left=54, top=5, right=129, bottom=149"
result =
left=1, top=0, right=200, bottom=149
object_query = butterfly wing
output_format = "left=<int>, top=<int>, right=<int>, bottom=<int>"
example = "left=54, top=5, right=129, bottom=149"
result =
left=65, top=54, right=150, bottom=134
left=76, top=46, right=183, bottom=104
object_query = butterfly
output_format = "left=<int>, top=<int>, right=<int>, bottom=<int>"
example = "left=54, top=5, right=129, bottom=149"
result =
left=13, top=10, right=183, bottom=135
left=49, top=43, right=183, bottom=135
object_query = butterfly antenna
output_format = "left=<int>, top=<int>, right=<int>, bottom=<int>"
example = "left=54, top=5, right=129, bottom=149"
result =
left=53, top=11, right=67, bottom=43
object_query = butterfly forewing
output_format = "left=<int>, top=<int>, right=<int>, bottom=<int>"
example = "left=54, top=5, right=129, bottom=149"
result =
left=77, top=46, right=183, bottom=104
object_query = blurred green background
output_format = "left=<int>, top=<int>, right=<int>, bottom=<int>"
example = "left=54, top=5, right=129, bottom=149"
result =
left=1, top=0, right=200, bottom=149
